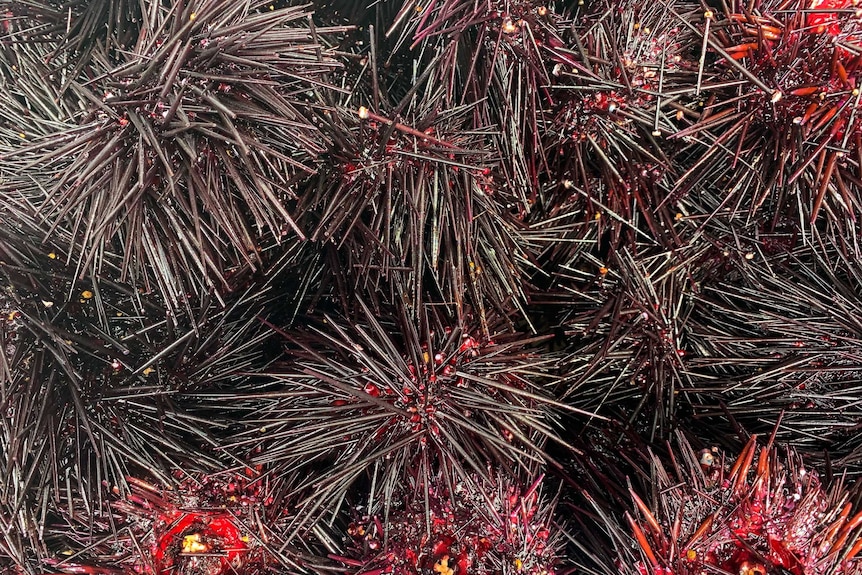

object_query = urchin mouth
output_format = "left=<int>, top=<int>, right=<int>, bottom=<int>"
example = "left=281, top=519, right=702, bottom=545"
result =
left=155, top=512, right=248, bottom=575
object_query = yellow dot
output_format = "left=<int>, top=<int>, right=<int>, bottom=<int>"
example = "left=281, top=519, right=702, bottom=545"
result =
left=415, top=4, right=423, bottom=12
left=514, top=558, right=524, bottom=571
left=181, top=533, right=209, bottom=553
left=358, top=106, right=370, bottom=120
left=594, top=212, right=602, bottom=220
left=599, top=267, right=609, bottom=275
left=48, top=252, right=57, bottom=259
left=686, top=549, right=697, bottom=561
left=81, top=290, right=93, bottom=299
left=189, top=12, right=197, bottom=21
left=675, top=212, right=684, bottom=220
left=704, top=10, right=714, bottom=18
left=18, top=132, right=26, bottom=139
left=241, top=535, right=250, bottom=543
left=143, top=367, right=155, bottom=376
left=434, top=556, right=454, bottom=575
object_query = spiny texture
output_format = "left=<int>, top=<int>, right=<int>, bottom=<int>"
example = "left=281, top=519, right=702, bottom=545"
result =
left=544, top=0, right=701, bottom=251
left=1, top=1, right=341, bottom=307
left=617, top=434, right=862, bottom=575
left=298, top=15, right=552, bottom=328
left=0, top=24, right=79, bottom=144
left=328, top=469, right=563, bottom=575
left=213, top=300, right=575, bottom=539
left=558, top=246, right=699, bottom=440
left=301, top=89, right=534, bottom=327
left=0, top=214, right=279, bottom=571
left=0, top=257, right=197, bottom=569
left=0, top=0, right=150, bottom=75
left=2, top=0, right=862, bottom=573
left=686, top=242, right=862, bottom=472
left=673, top=0, right=862, bottom=232
left=385, top=0, right=574, bottom=192
left=44, top=471, right=308, bottom=575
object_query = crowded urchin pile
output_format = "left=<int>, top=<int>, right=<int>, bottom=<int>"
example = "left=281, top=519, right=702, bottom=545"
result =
left=1, top=1, right=862, bottom=574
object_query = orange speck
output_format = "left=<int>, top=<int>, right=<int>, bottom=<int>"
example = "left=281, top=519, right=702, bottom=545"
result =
left=181, top=533, right=209, bottom=554
left=686, top=549, right=697, bottom=561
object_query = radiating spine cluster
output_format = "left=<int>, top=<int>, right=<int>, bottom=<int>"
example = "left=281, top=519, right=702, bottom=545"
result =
left=2, top=0, right=862, bottom=574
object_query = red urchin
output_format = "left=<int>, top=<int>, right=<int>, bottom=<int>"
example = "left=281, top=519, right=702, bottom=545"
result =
left=556, top=245, right=701, bottom=441
left=131, top=475, right=256, bottom=575
left=671, top=0, right=862, bottom=231
left=384, top=0, right=574, bottom=188
left=329, top=469, right=563, bottom=575
left=46, top=471, right=287, bottom=575
left=299, top=76, right=537, bottom=330
left=2, top=0, right=343, bottom=309
left=681, top=240, right=862, bottom=476
left=541, top=0, right=703, bottom=252
left=213, top=299, right=585, bottom=540
left=619, top=433, right=862, bottom=575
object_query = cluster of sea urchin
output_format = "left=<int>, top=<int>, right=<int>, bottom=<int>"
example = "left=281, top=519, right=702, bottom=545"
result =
left=43, top=471, right=290, bottom=575
left=3, top=0, right=862, bottom=574
left=209, top=300, right=577, bottom=540
left=673, top=0, right=862, bottom=229
left=619, top=434, right=862, bottom=575
left=330, top=469, right=562, bottom=575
